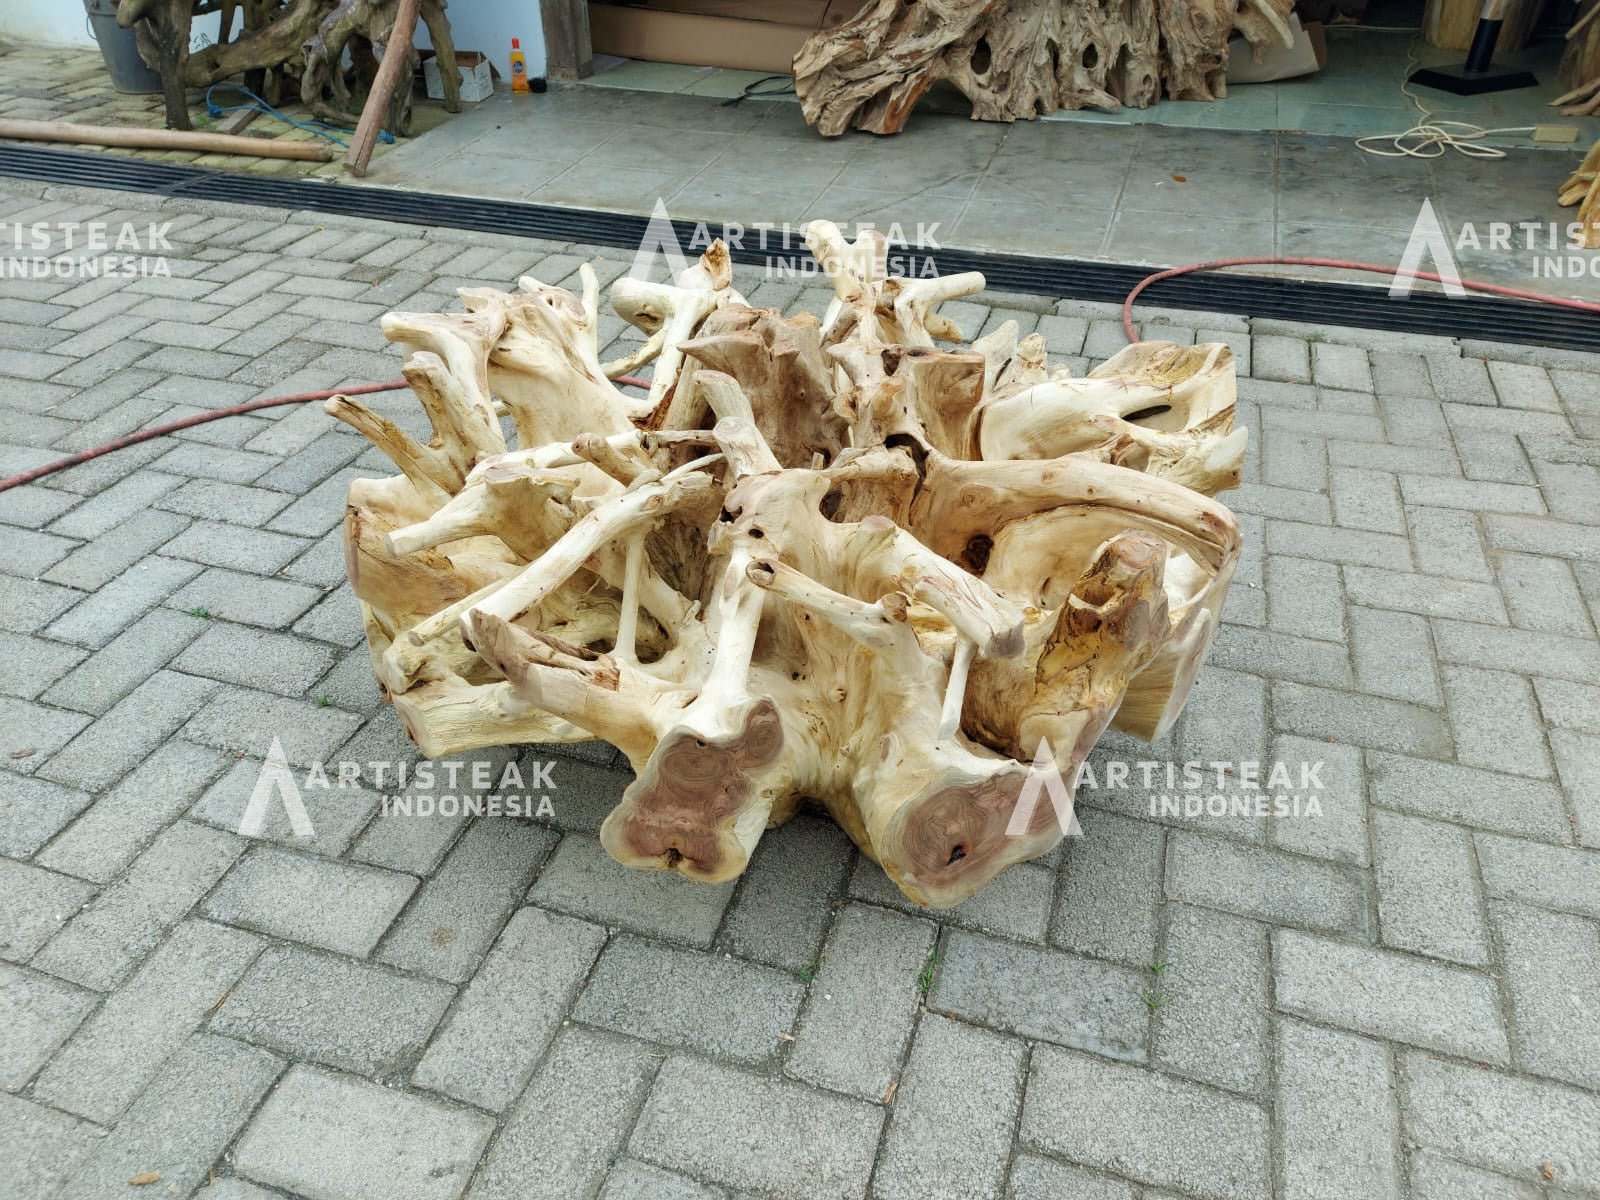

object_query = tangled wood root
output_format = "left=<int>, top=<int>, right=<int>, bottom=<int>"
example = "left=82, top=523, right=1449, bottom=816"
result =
left=793, top=0, right=1297, bottom=135
left=333, top=226, right=1247, bottom=906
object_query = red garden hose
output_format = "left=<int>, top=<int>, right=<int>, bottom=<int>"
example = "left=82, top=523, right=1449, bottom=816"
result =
left=0, top=373, right=651, bottom=493
left=4, top=256, right=1597, bottom=496
left=1119, top=255, right=1600, bottom=343
left=0, top=380, right=410, bottom=494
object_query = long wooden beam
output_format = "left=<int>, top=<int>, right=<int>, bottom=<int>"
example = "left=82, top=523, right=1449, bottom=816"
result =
left=343, top=0, right=422, bottom=177
left=0, top=117, right=334, bottom=161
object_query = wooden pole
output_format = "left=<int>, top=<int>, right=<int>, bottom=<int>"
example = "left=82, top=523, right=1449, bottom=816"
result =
left=0, top=117, right=334, bottom=161
left=1423, top=0, right=1536, bottom=53
left=543, top=0, right=594, bottom=80
left=344, top=0, right=422, bottom=178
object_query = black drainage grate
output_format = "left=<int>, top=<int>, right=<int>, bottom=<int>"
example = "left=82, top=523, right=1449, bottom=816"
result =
left=2, top=142, right=1595, bottom=354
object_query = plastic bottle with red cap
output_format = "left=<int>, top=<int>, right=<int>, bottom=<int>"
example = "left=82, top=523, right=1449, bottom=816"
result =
left=510, top=37, right=530, bottom=93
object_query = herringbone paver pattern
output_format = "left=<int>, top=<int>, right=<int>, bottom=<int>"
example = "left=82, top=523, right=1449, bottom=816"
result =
left=2, top=175, right=1598, bottom=1200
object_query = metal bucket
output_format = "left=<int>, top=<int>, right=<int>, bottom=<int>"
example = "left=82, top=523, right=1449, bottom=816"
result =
left=84, top=0, right=164, bottom=95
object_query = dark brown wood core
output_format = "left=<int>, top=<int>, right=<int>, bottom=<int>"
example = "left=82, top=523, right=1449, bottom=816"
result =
left=613, top=698, right=784, bottom=878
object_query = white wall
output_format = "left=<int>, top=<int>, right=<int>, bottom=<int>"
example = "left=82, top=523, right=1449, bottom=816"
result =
left=0, top=0, right=546, bottom=79
left=0, top=1, right=220, bottom=48
left=417, top=0, right=547, bottom=80
left=0, top=0, right=95, bottom=47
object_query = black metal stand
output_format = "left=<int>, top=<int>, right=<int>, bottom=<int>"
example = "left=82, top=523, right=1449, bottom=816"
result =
left=1409, top=17, right=1538, bottom=95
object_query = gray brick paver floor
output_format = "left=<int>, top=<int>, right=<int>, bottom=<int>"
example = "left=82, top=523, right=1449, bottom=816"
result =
left=0, top=175, right=1598, bottom=1200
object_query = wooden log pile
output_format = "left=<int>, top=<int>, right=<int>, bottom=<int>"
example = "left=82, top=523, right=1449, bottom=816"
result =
left=331, top=227, right=1248, bottom=907
left=793, top=0, right=1297, bottom=136
left=116, top=0, right=460, bottom=134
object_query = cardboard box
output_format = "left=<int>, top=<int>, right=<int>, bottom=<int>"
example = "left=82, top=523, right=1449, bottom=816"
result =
left=1293, top=0, right=1370, bottom=24
left=591, top=5, right=810, bottom=73
left=590, top=0, right=855, bottom=74
left=1226, top=15, right=1327, bottom=84
left=624, top=0, right=864, bottom=24
left=424, top=51, right=497, bottom=103
left=635, top=0, right=834, bottom=23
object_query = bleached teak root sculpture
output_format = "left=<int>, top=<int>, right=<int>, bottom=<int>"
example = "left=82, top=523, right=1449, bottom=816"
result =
left=332, top=226, right=1247, bottom=906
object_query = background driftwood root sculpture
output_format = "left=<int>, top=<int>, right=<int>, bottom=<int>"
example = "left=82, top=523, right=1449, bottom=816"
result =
left=793, top=0, right=1297, bottom=135
left=118, top=0, right=458, bottom=133
left=1557, top=0, right=1600, bottom=246
left=1559, top=138, right=1600, bottom=248
left=333, top=226, right=1248, bottom=907
left=1557, top=0, right=1600, bottom=119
